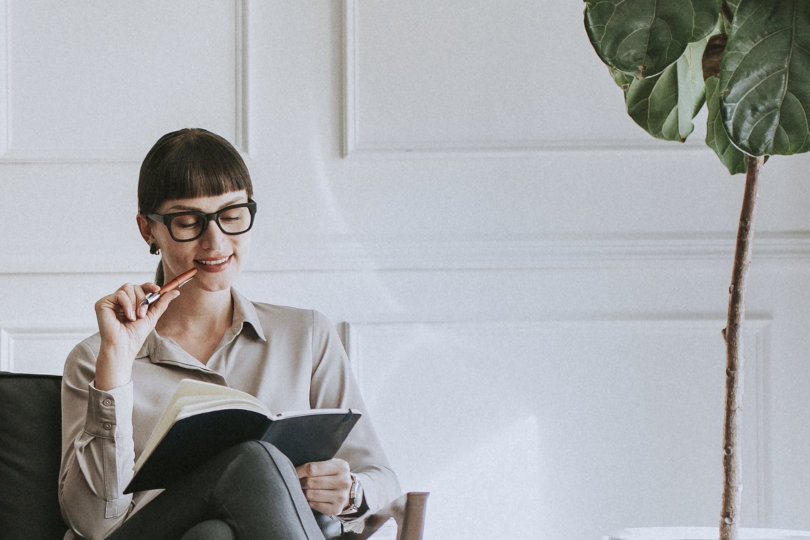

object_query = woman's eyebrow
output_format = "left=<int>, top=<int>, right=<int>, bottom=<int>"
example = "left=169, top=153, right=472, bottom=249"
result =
left=165, top=197, right=246, bottom=213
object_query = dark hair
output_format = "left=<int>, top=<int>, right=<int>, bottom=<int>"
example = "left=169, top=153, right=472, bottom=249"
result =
left=137, top=128, right=253, bottom=214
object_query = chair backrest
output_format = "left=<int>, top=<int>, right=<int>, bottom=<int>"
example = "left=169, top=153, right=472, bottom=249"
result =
left=0, top=372, right=68, bottom=539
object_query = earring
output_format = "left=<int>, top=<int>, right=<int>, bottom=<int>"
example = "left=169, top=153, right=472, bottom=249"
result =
left=150, top=243, right=160, bottom=255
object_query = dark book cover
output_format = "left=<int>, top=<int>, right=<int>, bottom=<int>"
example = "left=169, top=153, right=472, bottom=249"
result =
left=125, top=408, right=361, bottom=493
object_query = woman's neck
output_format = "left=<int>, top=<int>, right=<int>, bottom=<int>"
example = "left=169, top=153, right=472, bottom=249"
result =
left=155, top=286, right=234, bottom=341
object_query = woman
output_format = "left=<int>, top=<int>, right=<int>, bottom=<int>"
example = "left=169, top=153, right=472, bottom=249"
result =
left=59, top=128, right=400, bottom=539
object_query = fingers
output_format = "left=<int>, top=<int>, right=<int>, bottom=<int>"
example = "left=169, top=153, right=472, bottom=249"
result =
left=296, top=458, right=350, bottom=479
left=296, top=459, right=352, bottom=516
left=115, top=287, right=139, bottom=322
left=118, top=283, right=159, bottom=320
left=95, top=285, right=137, bottom=323
left=96, top=282, right=171, bottom=324
left=301, top=486, right=350, bottom=516
left=306, top=497, right=346, bottom=517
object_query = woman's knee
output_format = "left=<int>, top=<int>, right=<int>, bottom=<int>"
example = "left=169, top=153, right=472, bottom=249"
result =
left=251, top=440, right=292, bottom=463
left=180, top=519, right=236, bottom=540
left=227, top=440, right=294, bottom=470
left=213, top=441, right=298, bottom=491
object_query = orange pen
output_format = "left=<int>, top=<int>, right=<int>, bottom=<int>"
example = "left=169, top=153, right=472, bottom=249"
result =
left=141, top=268, right=198, bottom=306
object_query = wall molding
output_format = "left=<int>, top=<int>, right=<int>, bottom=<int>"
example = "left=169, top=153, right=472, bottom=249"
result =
left=340, top=0, right=357, bottom=158
left=247, top=231, right=810, bottom=271
left=234, top=0, right=249, bottom=154
left=3, top=231, right=810, bottom=274
left=0, top=0, right=8, bottom=157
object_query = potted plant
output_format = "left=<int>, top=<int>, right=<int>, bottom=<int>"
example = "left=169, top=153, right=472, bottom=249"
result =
left=582, top=1, right=810, bottom=539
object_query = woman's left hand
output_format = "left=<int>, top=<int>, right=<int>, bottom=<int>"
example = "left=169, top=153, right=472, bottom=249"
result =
left=296, top=458, right=352, bottom=516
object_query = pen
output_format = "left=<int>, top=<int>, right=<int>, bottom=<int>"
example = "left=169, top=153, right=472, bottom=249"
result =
left=141, top=268, right=198, bottom=306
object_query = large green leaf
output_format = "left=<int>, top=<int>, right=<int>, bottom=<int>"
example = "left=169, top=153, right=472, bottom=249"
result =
left=624, top=40, right=707, bottom=141
left=720, top=0, right=810, bottom=156
left=705, top=76, right=748, bottom=174
left=584, top=0, right=721, bottom=77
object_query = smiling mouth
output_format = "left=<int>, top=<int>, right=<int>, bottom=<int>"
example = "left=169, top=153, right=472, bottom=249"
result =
left=195, top=256, right=230, bottom=266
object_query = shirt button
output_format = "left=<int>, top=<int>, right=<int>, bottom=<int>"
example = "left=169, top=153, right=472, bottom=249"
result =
left=102, top=422, right=112, bottom=430
left=103, top=398, right=112, bottom=406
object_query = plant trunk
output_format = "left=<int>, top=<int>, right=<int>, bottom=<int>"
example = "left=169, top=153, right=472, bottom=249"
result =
left=720, top=155, right=765, bottom=540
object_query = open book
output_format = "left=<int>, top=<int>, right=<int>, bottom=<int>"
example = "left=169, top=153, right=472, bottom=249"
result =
left=124, top=379, right=361, bottom=494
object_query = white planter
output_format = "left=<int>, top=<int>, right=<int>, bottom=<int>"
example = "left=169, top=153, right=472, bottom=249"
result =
left=605, top=527, right=810, bottom=540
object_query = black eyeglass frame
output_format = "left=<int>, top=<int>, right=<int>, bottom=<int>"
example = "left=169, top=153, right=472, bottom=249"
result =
left=145, top=199, right=258, bottom=242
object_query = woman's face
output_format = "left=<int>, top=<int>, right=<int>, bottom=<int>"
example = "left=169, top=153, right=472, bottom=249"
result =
left=139, top=190, right=253, bottom=293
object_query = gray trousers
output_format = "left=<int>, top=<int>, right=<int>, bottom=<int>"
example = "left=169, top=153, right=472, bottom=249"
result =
left=107, top=441, right=342, bottom=540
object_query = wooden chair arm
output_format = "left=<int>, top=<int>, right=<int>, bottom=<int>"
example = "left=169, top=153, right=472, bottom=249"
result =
left=343, top=492, right=429, bottom=540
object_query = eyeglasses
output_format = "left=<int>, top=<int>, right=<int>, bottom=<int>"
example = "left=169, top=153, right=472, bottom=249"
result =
left=146, top=199, right=257, bottom=242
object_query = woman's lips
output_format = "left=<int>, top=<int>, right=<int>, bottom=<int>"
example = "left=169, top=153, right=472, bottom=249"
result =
left=194, top=255, right=232, bottom=272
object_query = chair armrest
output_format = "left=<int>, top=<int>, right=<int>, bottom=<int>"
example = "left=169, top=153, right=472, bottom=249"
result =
left=343, top=492, right=429, bottom=540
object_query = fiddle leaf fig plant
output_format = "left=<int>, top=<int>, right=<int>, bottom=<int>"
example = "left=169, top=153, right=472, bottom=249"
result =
left=583, top=1, right=810, bottom=539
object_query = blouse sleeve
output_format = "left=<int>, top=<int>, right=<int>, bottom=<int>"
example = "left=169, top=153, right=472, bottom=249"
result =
left=59, top=339, right=136, bottom=539
left=307, top=311, right=402, bottom=521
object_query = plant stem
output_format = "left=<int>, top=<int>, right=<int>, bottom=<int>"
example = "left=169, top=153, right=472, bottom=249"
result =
left=720, top=155, right=764, bottom=540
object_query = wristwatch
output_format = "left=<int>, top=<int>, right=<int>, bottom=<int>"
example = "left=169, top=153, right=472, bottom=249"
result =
left=341, top=474, right=364, bottom=515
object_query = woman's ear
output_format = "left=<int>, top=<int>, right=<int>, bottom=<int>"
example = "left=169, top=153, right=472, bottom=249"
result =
left=136, top=214, right=154, bottom=245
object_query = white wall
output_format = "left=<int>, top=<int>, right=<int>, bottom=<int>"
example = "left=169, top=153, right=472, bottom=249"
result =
left=3, top=1, right=810, bottom=538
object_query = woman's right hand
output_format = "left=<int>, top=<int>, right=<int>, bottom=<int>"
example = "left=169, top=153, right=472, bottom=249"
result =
left=93, top=282, right=179, bottom=390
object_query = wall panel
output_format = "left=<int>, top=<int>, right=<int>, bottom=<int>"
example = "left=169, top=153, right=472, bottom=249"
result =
left=345, top=319, right=769, bottom=539
left=343, top=0, right=686, bottom=157
left=2, top=0, right=246, bottom=162
left=0, top=327, right=93, bottom=374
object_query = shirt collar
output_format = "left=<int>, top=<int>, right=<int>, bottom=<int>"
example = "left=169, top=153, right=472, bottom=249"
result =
left=136, top=288, right=267, bottom=365
left=230, top=288, right=267, bottom=342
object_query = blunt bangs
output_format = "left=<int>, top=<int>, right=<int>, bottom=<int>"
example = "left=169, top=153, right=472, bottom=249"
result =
left=138, top=128, right=253, bottom=214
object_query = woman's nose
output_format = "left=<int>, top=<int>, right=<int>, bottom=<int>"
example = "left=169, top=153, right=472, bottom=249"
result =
left=199, top=219, right=227, bottom=249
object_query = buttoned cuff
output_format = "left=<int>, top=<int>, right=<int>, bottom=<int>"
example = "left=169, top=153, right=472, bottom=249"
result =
left=85, top=380, right=134, bottom=439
